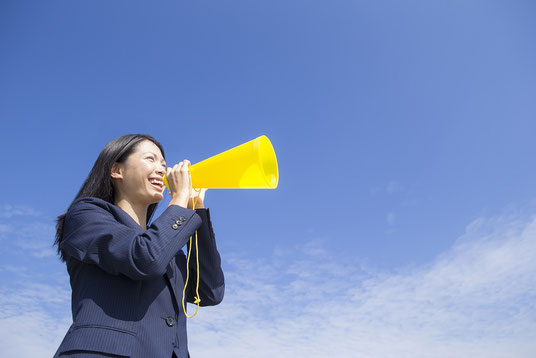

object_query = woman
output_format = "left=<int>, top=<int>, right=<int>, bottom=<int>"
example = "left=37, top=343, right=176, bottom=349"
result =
left=53, top=134, right=225, bottom=358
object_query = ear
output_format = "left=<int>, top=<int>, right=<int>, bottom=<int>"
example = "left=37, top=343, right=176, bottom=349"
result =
left=110, top=162, right=123, bottom=180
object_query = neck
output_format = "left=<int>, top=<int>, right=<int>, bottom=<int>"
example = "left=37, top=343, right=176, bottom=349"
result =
left=115, top=197, right=149, bottom=230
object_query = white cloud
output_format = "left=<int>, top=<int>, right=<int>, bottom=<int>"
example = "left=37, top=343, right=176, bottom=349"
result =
left=0, top=203, right=72, bottom=357
left=187, top=212, right=536, bottom=358
left=387, top=211, right=396, bottom=226
left=0, top=205, right=57, bottom=258
left=386, top=180, right=402, bottom=194
left=370, top=180, right=403, bottom=195
left=0, top=204, right=42, bottom=218
left=0, top=281, right=72, bottom=358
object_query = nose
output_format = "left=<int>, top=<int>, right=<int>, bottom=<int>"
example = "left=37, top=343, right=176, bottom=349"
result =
left=156, top=164, right=166, bottom=176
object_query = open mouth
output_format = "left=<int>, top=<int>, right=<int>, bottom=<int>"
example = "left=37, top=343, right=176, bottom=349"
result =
left=148, top=178, right=164, bottom=192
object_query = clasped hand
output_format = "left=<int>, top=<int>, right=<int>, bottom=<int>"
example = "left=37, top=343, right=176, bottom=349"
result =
left=166, top=160, right=207, bottom=209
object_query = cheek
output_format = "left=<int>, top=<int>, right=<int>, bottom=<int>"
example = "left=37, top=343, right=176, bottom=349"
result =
left=125, top=170, right=149, bottom=189
left=141, top=162, right=155, bottom=173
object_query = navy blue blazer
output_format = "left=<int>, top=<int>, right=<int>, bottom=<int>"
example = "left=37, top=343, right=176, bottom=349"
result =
left=53, top=197, right=225, bottom=358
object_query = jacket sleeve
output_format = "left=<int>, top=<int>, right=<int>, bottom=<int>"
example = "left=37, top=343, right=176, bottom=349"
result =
left=60, top=198, right=203, bottom=280
left=180, top=207, right=225, bottom=306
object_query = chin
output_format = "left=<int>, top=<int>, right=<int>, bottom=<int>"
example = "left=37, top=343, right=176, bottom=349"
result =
left=141, top=192, right=163, bottom=205
left=150, top=194, right=164, bottom=204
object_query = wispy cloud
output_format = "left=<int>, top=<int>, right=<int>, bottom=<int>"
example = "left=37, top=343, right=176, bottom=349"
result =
left=188, top=212, right=536, bottom=358
left=386, top=180, right=402, bottom=194
left=0, top=204, right=43, bottom=219
left=370, top=180, right=403, bottom=195
left=386, top=211, right=396, bottom=226
left=0, top=272, right=72, bottom=357
left=0, top=204, right=57, bottom=258
left=0, top=203, right=71, bottom=357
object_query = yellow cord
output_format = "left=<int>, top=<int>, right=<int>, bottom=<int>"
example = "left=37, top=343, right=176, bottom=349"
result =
left=181, top=169, right=202, bottom=318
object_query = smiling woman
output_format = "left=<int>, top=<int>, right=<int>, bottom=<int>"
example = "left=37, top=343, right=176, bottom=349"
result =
left=109, top=140, right=170, bottom=230
left=52, top=134, right=225, bottom=358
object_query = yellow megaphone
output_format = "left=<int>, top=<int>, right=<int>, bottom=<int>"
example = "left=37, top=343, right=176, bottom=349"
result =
left=163, top=135, right=279, bottom=189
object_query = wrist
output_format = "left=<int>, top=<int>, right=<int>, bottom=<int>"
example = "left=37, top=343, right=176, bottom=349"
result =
left=188, top=200, right=204, bottom=209
left=169, top=194, right=189, bottom=208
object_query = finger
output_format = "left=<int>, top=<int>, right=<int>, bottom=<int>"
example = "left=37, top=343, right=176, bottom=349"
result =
left=183, top=160, right=191, bottom=170
left=169, top=164, right=178, bottom=181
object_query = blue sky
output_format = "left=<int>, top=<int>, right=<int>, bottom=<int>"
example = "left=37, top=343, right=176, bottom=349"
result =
left=1, top=1, right=536, bottom=357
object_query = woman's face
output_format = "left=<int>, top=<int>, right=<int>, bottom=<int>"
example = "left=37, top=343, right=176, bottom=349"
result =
left=111, top=140, right=167, bottom=206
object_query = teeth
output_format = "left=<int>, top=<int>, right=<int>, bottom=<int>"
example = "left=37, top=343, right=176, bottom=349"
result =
left=150, top=179, right=163, bottom=186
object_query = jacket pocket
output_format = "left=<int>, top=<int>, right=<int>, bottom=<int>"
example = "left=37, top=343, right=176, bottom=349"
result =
left=58, top=325, right=136, bottom=357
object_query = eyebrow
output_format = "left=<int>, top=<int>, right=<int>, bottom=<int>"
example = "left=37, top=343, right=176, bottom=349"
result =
left=144, top=152, right=166, bottom=164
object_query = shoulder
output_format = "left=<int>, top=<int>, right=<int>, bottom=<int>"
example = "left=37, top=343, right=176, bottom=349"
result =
left=69, top=196, right=115, bottom=210
left=66, top=197, right=118, bottom=221
left=62, top=198, right=128, bottom=246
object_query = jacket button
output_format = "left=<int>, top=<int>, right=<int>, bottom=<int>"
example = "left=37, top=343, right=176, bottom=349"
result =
left=178, top=216, right=186, bottom=222
left=175, top=220, right=183, bottom=226
left=171, top=223, right=179, bottom=230
left=165, top=316, right=176, bottom=327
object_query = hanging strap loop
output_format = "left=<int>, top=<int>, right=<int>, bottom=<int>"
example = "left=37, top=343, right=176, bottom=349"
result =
left=182, top=169, right=202, bottom=318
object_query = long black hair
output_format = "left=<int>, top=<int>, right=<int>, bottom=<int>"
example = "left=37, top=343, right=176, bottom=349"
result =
left=54, top=134, right=166, bottom=262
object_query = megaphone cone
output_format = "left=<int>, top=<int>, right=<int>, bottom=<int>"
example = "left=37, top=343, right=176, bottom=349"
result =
left=163, top=135, right=279, bottom=189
